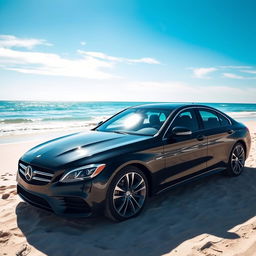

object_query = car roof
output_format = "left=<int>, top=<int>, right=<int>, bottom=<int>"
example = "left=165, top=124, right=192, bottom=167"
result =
left=130, top=103, right=235, bottom=123
left=130, top=103, right=212, bottom=111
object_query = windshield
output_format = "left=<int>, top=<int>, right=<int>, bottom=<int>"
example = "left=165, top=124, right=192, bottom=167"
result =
left=96, top=107, right=172, bottom=136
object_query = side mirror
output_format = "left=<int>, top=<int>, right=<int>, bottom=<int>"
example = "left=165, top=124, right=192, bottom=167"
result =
left=172, top=126, right=192, bottom=136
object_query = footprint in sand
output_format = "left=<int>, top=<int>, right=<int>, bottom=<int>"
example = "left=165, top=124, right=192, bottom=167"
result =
left=1, top=193, right=10, bottom=199
left=16, top=244, right=31, bottom=256
left=0, top=185, right=17, bottom=199
left=10, top=190, right=17, bottom=195
left=0, top=231, right=11, bottom=244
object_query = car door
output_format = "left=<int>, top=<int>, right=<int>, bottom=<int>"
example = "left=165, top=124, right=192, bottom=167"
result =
left=196, top=108, right=234, bottom=170
left=157, top=108, right=208, bottom=191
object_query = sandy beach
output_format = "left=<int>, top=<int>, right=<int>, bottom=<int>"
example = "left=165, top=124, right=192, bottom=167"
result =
left=0, top=122, right=256, bottom=256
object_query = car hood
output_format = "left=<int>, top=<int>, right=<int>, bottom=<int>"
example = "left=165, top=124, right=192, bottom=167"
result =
left=21, top=131, right=151, bottom=169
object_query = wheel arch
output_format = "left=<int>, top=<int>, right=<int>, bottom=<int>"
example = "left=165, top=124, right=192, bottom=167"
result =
left=236, top=140, right=247, bottom=157
left=130, top=163, right=153, bottom=197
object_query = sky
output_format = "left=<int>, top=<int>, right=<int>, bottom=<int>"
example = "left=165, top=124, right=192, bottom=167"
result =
left=0, top=0, right=256, bottom=102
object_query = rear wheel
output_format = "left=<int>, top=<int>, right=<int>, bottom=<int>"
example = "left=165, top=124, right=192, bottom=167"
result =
left=105, top=165, right=148, bottom=221
left=226, top=143, right=246, bottom=176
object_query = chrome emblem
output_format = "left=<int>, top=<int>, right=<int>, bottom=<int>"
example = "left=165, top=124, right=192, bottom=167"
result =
left=25, top=166, right=33, bottom=181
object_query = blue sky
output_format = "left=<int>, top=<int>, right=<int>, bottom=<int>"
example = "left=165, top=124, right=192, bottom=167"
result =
left=0, top=0, right=256, bottom=102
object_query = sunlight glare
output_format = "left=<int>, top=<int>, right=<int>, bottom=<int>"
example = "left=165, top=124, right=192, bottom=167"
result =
left=123, top=113, right=142, bottom=128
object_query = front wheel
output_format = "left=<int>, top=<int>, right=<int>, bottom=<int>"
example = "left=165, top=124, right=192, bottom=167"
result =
left=226, top=143, right=246, bottom=176
left=105, top=166, right=148, bottom=221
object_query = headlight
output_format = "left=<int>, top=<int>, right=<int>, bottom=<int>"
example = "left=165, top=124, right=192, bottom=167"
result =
left=60, top=164, right=106, bottom=183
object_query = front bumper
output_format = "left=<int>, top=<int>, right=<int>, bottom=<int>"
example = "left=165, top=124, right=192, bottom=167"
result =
left=17, top=171, right=106, bottom=217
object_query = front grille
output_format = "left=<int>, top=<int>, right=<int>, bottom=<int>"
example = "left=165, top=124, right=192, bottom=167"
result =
left=17, top=185, right=52, bottom=211
left=19, top=161, right=54, bottom=185
left=17, top=185, right=91, bottom=215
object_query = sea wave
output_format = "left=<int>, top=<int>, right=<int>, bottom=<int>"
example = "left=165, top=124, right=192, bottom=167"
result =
left=1, top=101, right=256, bottom=137
left=0, top=116, right=95, bottom=124
left=227, top=111, right=256, bottom=118
left=0, top=118, right=35, bottom=124
left=0, top=116, right=110, bottom=136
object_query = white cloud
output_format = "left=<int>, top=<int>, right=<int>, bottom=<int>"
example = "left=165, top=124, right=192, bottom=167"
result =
left=190, top=66, right=256, bottom=80
left=0, top=35, right=52, bottom=49
left=0, top=35, right=160, bottom=79
left=191, top=67, right=218, bottom=79
left=219, top=65, right=252, bottom=69
left=241, top=70, right=256, bottom=74
left=80, top=41, right=86, bottom=46
left=0, top=47, right=116, bottom=79
left=223, top=73, right=245, bottom=79
left=78, top=50, right=160, bottom=64
left=223, top=73, right=256, bottom=79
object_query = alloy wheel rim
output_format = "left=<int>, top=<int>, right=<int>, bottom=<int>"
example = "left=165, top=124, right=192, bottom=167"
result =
left=113, top=172, right=146, bottom=218
left=231, top=145, right=245, bottom=174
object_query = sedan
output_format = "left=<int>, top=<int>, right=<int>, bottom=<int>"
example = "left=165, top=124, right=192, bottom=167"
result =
left=17, top=103, right=251, bottom=221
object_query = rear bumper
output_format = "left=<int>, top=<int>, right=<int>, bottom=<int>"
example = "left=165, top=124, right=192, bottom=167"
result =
left=17, top=172, right=106, bottom=217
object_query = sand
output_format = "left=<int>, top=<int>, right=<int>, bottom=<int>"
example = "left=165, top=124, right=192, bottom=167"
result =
left=0, top=122, right=256, bottom=256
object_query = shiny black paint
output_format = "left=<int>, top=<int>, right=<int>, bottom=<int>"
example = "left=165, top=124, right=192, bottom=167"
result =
left=160, top=129, right=208, bottom=191
left=17, top=104, right=251, bottom=217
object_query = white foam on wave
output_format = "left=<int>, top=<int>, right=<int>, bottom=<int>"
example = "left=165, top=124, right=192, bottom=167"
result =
left=227, top=111, right=256, bottom=118
left=1, top=110, right=256, bottom=136
left=0, top=116, right=110, bottom=136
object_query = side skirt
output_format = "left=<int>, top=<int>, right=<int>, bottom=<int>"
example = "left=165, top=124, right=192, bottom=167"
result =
left=155, top=167, right=226, bottom=195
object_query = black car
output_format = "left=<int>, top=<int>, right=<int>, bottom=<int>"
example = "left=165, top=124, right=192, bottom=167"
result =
left=17, top=103, right=251, bottom=221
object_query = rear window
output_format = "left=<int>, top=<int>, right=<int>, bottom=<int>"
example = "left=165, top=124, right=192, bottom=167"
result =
left=199, top=110, right=221, bottom=129
left=218, top=114, right=230, bottom=127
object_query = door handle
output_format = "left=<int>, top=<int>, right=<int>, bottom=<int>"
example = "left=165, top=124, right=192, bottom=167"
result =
left=197, top=135, right=205, bottom=141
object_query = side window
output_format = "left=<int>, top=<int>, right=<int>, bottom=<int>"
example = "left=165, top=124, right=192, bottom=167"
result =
left=171, top=109, right=199, bottom=132
left=199, top=110, right=221, bottom=129
left=218, top=114, right=230, bottom=127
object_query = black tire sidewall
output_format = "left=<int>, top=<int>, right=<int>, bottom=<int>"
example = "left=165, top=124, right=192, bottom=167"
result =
left=105, top=165, right=148, bottom=221
left=227, top=142, right=245, bottom=176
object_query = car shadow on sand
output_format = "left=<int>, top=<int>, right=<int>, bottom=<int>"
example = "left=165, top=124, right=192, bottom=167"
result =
left=16, top=166, right=256, bottom=256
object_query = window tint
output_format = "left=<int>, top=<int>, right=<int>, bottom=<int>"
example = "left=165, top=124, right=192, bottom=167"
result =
left=218, top=114, right=230, bottom=127
left=171, top=110, right=199, bottom=132
left=199, top=110, right=221, bottom=129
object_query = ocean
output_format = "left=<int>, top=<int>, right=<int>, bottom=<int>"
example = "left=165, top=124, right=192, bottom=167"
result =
left=1, top=101, right=256, bottom=137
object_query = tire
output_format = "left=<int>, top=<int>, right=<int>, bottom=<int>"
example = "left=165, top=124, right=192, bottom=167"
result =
left=225, top=143, right=246, bottom=176
left=105, top=165, right=148, bottom=221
